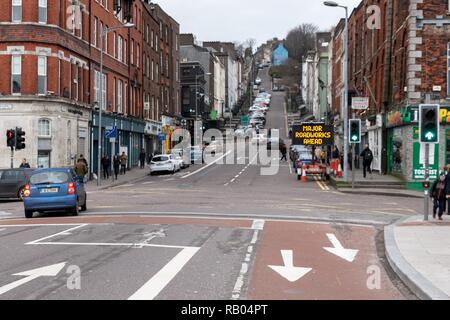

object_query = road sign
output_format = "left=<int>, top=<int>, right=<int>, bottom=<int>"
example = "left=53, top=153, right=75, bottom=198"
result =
left=292, top=123, right=334, bottom=146
left=158, top=133, right=167, bottom=142
left=351, top=97, right=369, bottom=110
left=105, top=126, right=118, bottom=139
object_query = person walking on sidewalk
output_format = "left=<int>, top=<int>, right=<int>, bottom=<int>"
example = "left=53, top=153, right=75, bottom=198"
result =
left=19, top=158, right=30, bottom=168
left=120, top=152, right=128, bottom=175
left=431, top=173, right=447, bottom=220
left=74, top=158, right=88, bottom=180
left=360, top=144, right=374, bottom=179
left=101, top=155, right=110, bottom=180
left=280, top=142, right=287, bottom=161
left=445, top=165, right=450, bottom=215
left=113, top=155, right=120, bottom=180
left=139, top=149, right=146, bottom=169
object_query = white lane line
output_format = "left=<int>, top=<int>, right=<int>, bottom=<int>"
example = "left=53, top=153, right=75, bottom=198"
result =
left=232, top=230, right=259, bottom=300
left=289, top=164, right=292, bottom=174
left=0, top=228, right=5, bottom=232
left=0, top=224, right=92, bottom=228
left=251, top=219, right=265, bottom=230
left=26, top=224, right=89, bottom=245
left=30, top=241, right=193, bottom=250
left=142, top=182, right=154, bottom=185
left=181, top=151, right=232, bottom=179
left=128, top=247, right=200, bottom=300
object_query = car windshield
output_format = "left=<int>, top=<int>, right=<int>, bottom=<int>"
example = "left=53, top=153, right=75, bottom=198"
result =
left=153, top=156, right=169, bottom=162
left=298, top=152, right=313, bottom=161
left=30, top=171, right=70, bottom=185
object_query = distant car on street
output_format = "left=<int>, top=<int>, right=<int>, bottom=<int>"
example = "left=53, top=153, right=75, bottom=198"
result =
left=150, top=155, right=181, bottom=175
left=255, top=78, right=262, bottom=85
left=23, top=168, right=87, bottom=218
left=0, top=168, right=34, bottom=200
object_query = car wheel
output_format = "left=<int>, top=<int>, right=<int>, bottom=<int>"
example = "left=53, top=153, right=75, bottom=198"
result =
left=81, top=196, right=87, bottom=212
left=25, top=210, right=33, bottom=219
left=72, top=200, right=79, bottom=216
left=18, top=187, right=25, bottom=201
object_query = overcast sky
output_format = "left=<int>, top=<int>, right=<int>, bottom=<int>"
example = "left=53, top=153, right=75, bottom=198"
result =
left=160, top=0, right=361, bottom=46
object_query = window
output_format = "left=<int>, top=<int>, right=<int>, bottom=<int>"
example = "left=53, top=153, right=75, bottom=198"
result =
left=147, top=56, right=150, bottom=78
left=176, top=61, right=179, bottom=81
left=104, top=25, right=108, bottom=52
left=124, top=39, right=127, bottom=64
left=151, top=30, right=154, bottom=48
left=100, top=21, right=103, bottom=48
left=93, top=17, right=98, bottom=47
left=155, top=35, right=158, bottom=52
left=38, top=119, right=51, bottom=137
left=117, top=79, right=123, bottom=113
left=12, top=0, right=21, bottom=22
left=38, top=56, right=47, bottom=95
left=118, top=36, right=123, bottom=61
left=78, top=11, right=83, bottom=39
left=160, top=52, right=163, bottom=75
left=131, top=39, right=134, bottom=64
left=137, top=44, right=140, bottom=68
left=94, top=71, right=106, bottom=110
left=113, top=77, right=116, bottom=111
left=156, top=64, right=159, bottom=82
left=146, top=25, right=149, bottom=43
left=38, top=0, right=47, bottom=24
left=113, top=32, right=116, bottom=58
left=166, top=54, right=169, bottom=76
left=74, top=64, right=79, bottom=100
left=11, top=56, right=21, bottom=94
left=151, top=60, right=154, bottom=81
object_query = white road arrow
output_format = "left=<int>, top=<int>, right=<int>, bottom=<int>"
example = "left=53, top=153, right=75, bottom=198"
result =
left=323, top=233, right=359, bottom=262
left=0, top=262, right=67, bottom=296
left=268, top=250, right=312, bottom=282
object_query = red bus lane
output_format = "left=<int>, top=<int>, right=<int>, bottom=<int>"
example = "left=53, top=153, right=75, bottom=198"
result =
left=247, top=221, right=406, bottom=300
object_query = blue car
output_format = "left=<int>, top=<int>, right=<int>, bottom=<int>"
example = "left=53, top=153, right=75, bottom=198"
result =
left=23, top=168, right=87, bottom=219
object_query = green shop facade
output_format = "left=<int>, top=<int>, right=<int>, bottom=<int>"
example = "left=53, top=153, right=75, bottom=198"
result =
left=90, top=111, right=145, bottom=176
left=386, top=105, right=450, bottom=190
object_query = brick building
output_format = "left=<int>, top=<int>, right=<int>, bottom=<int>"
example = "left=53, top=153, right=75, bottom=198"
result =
left=329, top=0, right=450, bottom=189
left=0, top=0, right=181, bottom=171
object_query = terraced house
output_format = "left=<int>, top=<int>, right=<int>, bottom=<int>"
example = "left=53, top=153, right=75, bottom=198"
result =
left=0, top=0, right=181, bottom=172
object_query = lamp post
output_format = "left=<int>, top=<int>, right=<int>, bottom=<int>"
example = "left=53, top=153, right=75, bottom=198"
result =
left=324, top=1, right=349, bottom=181
left=97, top=22, right=134, bottom=186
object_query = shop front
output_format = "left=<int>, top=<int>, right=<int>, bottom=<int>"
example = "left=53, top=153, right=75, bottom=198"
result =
left=144, top=120, right=163, bottom=156
left=90, top=112, right=145, bottom=175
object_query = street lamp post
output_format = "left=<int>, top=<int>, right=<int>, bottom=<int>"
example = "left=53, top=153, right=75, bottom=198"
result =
left=97, top=22, right=133, bottom=186
left=324, top=1, right=349, bottom=181
left=194, top=72, right=211, bottom=134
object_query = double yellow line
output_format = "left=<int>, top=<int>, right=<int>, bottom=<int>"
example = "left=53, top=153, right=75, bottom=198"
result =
left=313, top=175, right=330, bottom=191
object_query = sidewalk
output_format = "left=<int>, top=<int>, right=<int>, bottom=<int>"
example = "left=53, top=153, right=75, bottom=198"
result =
left=385, top=215, right=450, bottom=300
left=329, top=169, right=424, bottom=198
left=85, top=168, right=150, bottom=192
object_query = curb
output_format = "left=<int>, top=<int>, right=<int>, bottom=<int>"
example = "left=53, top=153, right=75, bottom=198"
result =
left=87, top=172, right=150, bottom=192
left=384, top=217, right=449, bottom=300
left=338, top=190, right=423, bottom=199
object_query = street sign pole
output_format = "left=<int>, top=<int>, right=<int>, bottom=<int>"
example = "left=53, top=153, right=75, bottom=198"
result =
left=352, top=112, right=356, bottom=189
left=10, top=147, right=14, bottom=169
left=424, top=143, right=430, bottom=221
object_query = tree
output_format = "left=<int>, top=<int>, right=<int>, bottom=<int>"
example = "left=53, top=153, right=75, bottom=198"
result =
left=285, top=23, right=318, bottom=61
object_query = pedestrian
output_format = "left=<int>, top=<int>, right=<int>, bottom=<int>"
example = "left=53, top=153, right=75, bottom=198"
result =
left=120, top=152, right=128, bottom=175
left=431, top=172, right=447, bottom=220
left=101, top=155, right=110, bottom=180
left=78, top=154, right=88, bottom=169
left=19, top=158, right=30, bottom=168
left=74, top=158, right=88, bottom=180
left=280, top=142, right=287, bottom=161
left=113, top=155, right=120, bottom=180
left=139, top=149, right=146, bottom=169
left=360, top=144, right=374, bottom=179
left=148, top=152, right=154, bottom=164
left=314, top=147, right=322, bottom=163
left=332, top=145, right=340, bottom=160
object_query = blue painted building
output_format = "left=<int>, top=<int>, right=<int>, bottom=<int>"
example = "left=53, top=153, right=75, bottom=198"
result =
left=272, top=43, right=289, bottom=66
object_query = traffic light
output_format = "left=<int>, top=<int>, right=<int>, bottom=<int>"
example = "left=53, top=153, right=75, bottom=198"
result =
left=6, top=129, right=15, bottom=148
left=419, top=104, right=439, bottom=143
left=15, top=127, right=26, bottom=150
left=349, top=119, right=361, bottom=144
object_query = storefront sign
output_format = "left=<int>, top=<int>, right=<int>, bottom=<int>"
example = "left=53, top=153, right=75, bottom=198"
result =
left=412, top=127, right=439, bottom=180
left=292, top=123, right=334, bottom=146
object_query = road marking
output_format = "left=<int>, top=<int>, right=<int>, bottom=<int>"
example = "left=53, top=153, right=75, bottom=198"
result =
left=323, top=233, right=359, bottom=262
left=181, top=151, right=232, bottom=179
left=0, top=228, right=5, bottom=232
left=232, top=230, right=259, bottom=300
left=128, top=247, right=200, bottom=300
left=289, top=164, right=292, bottom=174
left=142, top=181, right=154, bottom=185
left=32, top=241, right=192, bottom=250
left=313, top=175, right=330, bottom=191
left=26, top=224, right=89, bottom=245
left=251, top=219, right=265, bottom=230
left=268, top=250, right=312, bottom=282
left=0, top=262, right=67, bottom=296
left=225, top=152, right=259, bottom=185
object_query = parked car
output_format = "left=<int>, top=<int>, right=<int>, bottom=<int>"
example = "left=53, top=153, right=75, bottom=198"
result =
left=150, top=154, right=181, bottom=175
left=22, top=168, right=87, bottom=218
left=255, top=78, right=262, bottom=85
left=172, top=149, right=190, bottom=169
left=0, top=169, right=34, bottom=200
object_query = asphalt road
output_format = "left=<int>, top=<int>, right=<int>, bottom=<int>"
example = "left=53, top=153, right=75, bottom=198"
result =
left=0, top=68, right=420, bottom=300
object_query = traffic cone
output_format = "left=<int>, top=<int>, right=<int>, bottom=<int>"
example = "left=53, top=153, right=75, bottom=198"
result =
left=301, top=165, right=308, bottom=182
left=337, top=162, right=343, bottom=178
